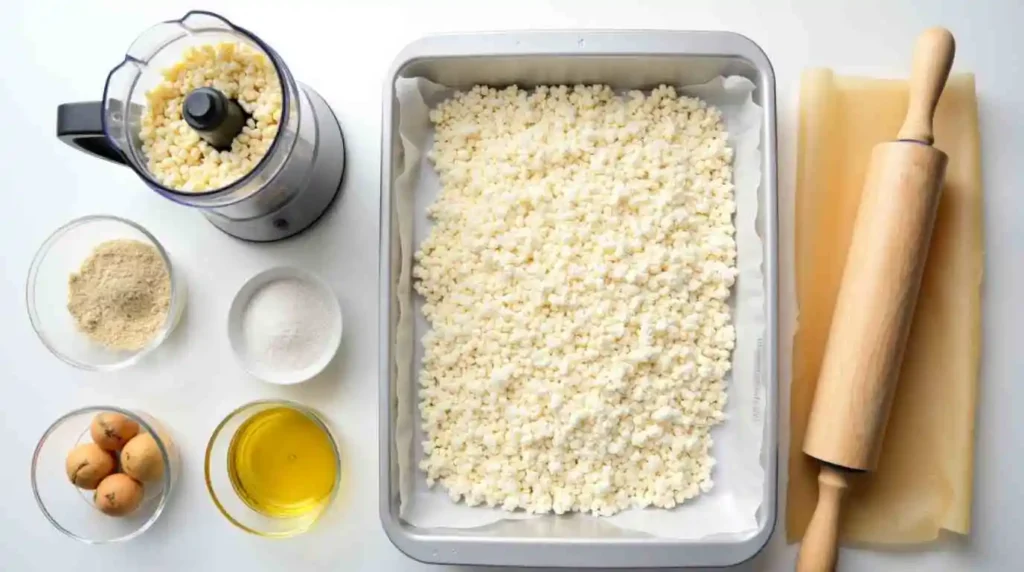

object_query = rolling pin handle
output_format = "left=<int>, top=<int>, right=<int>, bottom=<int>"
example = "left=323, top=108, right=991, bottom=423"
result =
left=796, top=464, right=851, bottom=572
left=897, top=27, right=956, bottom=145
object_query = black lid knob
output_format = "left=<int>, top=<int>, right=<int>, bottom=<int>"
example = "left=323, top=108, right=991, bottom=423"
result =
left=184, top=88, right=226, bottom=131
left=182, top=87, right=246, bottom=150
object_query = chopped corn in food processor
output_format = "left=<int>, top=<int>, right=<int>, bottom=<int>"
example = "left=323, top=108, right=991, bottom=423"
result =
left=140, top=43, right=283, bottom=193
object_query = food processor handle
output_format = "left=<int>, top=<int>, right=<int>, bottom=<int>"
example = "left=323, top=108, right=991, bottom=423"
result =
left=56, top=102, right=127, bottom=165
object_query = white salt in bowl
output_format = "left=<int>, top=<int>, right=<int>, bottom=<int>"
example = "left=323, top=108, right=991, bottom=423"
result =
left=228, top=267, right=343, bottom=385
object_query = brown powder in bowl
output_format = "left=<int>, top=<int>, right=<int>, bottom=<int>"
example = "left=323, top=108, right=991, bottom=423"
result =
left=67, top=239, right=171, bottom=351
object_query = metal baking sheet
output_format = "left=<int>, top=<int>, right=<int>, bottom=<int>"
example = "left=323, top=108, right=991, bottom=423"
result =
left=378, top=30, right=778, bottom=568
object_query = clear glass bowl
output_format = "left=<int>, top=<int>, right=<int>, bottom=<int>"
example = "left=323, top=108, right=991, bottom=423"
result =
left=31, top=406, right=179, bottom=543
left=205, top=400, right=341, bottom=537
left=26, top=215, right=186, bottom=370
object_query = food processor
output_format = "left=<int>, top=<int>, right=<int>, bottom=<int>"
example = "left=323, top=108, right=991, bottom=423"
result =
left=55, top=11, right=345, bottom=242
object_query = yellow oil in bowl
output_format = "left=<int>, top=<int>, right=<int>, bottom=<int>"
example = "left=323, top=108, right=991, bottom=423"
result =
left=226, top=406, right=337, bottom=518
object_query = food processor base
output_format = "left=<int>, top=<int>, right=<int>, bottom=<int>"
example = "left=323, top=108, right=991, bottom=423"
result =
left=203, top=85, right=345, bottom=242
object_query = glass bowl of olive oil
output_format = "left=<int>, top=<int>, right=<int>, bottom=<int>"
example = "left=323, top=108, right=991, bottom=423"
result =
left=204, top=400, right=340, bottom=537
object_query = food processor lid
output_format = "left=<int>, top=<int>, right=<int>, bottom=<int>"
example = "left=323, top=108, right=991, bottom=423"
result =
left=100, top=10, right=295, bottom=204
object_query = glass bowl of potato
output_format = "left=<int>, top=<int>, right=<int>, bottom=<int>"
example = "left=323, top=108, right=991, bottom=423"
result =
left=30, top=406, right=179, bottom=543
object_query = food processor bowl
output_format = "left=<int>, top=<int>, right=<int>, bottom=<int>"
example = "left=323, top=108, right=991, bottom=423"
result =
left=56, top=11, right=345, bottom=241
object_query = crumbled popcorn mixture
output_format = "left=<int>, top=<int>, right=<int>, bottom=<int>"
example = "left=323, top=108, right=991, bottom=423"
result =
left=414, top=85, right=737, bottom=516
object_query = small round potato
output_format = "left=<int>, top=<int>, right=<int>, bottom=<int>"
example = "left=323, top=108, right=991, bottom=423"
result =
left=120, top=433, right=164, bottom=482
left=65, top=443, right=116, bottom=490
left=94, top=474, right=144, bottom=517
left=90, top=412, right=140, bottom=452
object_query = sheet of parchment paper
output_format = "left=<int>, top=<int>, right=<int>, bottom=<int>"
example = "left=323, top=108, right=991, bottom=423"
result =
left=393, top=76, right=767, bottom=539
left=787, top=71, right=982, bottom=544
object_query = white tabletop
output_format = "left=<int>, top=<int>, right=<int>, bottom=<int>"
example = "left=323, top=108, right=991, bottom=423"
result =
left=1, top=0, right=1019, bottom=570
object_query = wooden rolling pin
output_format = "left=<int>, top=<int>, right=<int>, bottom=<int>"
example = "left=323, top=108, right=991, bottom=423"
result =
left=796, top=27, right=956, bottom=572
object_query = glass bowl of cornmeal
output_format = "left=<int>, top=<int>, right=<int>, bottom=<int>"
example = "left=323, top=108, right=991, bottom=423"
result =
left=26, top=215, right=187, bottom=370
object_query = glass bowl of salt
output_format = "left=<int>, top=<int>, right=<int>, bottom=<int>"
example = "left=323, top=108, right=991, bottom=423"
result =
left=227, top=267, right=343, bottom=384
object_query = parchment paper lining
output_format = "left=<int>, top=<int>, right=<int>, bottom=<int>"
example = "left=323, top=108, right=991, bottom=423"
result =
left=393, top=76, right=766, bottom=540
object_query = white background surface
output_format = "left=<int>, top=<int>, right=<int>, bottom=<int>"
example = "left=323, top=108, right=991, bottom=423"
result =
left=0, top=0, right=1018, bottom=570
